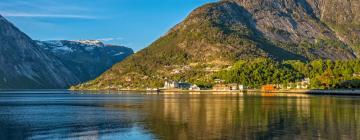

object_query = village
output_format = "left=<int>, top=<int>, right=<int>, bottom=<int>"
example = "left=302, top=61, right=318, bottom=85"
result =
left=157, top=78, right=311, bottom=92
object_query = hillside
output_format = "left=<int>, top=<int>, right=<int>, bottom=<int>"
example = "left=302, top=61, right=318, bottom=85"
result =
left=0, top=15, right=133, bottom=89
left=230, top=0, right=360, bottom=56
left=312, top=0, right=360, bottom=54
left=0, top=15, right=78, bottom=89
left=73, top=0, right=359, bottom=90
left=37, top=40, right=133, bottom=84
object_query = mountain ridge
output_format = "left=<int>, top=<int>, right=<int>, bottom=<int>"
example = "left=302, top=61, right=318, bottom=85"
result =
left=0, top=15, right=79, bottom=89
left=73, top=0, right=360, bottom=90
left=0, top=15, right=133, bottom=89
left=37, top=40, right=133, bottom=84
left=71, top=0, right=359, bottom=89
left=228, top=0, right=360, bottom=55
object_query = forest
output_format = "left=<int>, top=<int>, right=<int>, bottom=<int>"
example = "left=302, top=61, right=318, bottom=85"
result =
left=214, top=58, right=360, bottom=89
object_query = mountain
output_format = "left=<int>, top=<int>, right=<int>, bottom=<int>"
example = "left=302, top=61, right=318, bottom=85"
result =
left=0, top=15, right=78, bottom=89
left=36, top=40, right=133, bottom=83
left=73, top=0, right=360, bottom=90
left=308, top=0, right=360, bottom=54
left=0, top=15, right=133, bottom=89
left=229, top=0, right=360, bottom=56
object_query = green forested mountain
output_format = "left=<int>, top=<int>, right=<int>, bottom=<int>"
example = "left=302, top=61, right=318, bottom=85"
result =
left=74, top=0, right=360, bottom=90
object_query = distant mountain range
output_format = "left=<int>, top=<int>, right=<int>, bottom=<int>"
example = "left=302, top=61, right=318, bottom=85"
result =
left=36, top=40, right=133, bottom=85
left=74, top=0, right=360, bottom=90
left=0, top=15, right=133, bottom=89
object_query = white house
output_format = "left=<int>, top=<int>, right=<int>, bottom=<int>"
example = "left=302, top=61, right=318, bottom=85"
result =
left=164, top=81, right=179, bottom=89
left=239, top=85, right=245, bottom=91
left=189, top=85, right=201, bottom=91
left=286, top=78, right=310, bottom=89
left=300, top=78, right=310, bottom=89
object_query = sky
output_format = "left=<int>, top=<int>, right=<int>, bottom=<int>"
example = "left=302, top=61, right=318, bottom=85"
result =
left=0, top=0, right=217, bottom=51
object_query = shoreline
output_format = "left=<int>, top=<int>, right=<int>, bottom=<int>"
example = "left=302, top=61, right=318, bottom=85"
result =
left=70, top=89, right=360, bottom=95
left=249, top=89, right=360, bottom=95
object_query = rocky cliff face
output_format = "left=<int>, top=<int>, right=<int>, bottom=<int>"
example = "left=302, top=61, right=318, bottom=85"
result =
left=229, top=0, right=360, bottom=55
left=316, top=0, right=360, bottom=53
left=0, top=15, right=78, bottom=89
left=0, top=15, right=133, bottom=89
left=36, top=40, right=133, bottom=83
left=73, top=0, right=360, bottom=89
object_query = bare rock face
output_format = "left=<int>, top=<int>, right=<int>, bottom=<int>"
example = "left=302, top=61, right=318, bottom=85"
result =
left=317, top=0, right=360, bottom=53
left=0, top=15, right=79, bottom=89
left=0, top=15, right=134, bottom=89
left=230, top=0, right=331, bottom=42
left=178, top=0, right=356, bottom=60
left=36, top=40, right=134, bottom=84
left=229, top=0, right=360, bottom=56
left=316, top=0, right=360, bottom=25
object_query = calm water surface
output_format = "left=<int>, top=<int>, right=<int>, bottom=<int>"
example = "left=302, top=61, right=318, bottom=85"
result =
left=0, top=91, right=359, bottom=140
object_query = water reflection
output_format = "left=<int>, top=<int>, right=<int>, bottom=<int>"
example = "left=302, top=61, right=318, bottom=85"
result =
left=0, top=92, right=359, bottom=140
left=0, top=92, right=154, bottom=140
left=141, top=93, right=360, bottom=140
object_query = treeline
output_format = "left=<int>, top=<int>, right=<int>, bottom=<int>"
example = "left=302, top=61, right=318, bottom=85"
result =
left=213, top=59, right=303, bottom=88
left=285, top=59, right=360, bottom=89
left=214, top=58, right=360, bottom=89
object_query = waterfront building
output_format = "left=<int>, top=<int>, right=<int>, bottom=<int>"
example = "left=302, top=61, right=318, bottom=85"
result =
left=164, top=80, right=192, bottom=90
left=178, top=82, right=191, bottom=89
left=213, top=84, right=239, bottom=91
left=239, top=85, right=245, bottom=91
left=261, top=85, right=277, bottom=91
left=285, top=78, right=310, bottom=89
left=164, top=81, right=179, bottom=89
left=189, top=85, right=201, bottom=91
left=228, top=84, right=239, bottom=90
left=213, top=84, right=230, bottom=91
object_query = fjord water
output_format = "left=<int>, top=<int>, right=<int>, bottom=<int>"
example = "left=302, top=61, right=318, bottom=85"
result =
left=0, top=91, right=359, bottom=140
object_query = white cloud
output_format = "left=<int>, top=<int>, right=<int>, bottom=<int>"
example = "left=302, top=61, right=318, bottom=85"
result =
left=2, top=12, right=97, bottom=19
left=0, top=0, right=99, bottom=19
left=97, top=37, right=124, bottom=42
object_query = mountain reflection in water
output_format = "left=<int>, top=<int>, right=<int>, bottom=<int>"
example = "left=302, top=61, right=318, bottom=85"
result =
left=0, top=91, right=359, bottom=140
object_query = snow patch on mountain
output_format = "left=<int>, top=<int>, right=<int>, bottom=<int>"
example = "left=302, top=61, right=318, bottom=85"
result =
left=74, top=40, right=104, bottom=47
left=114, top=52, right=125, bottom=56
left=36, top=40, right=74, bottom=53
left=53, top=46, right=74, bottom=53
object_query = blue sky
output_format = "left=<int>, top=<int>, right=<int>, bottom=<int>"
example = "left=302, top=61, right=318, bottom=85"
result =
left=0, top=0, right=216, bottom=51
